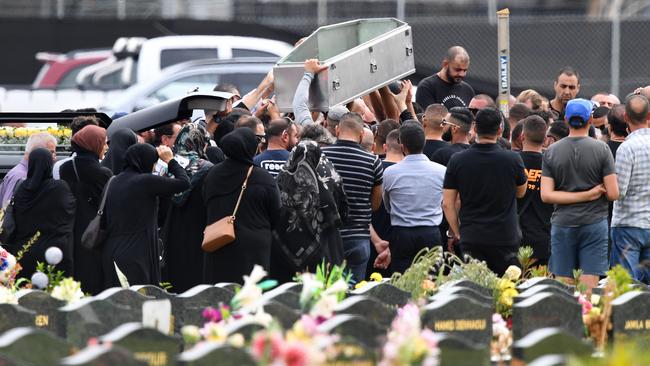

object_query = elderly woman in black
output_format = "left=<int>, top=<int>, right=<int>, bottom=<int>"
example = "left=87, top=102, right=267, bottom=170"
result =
left=60, top=125, right=112, bottom=294
left=102, top=143, right=189, bottom=288
left=4, top=148, right=75, bottom=278
left=203, top=128, right=281, bottom=284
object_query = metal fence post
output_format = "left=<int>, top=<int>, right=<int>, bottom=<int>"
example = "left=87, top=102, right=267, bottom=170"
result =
left=317, top=0, right=327, bottom=26
left=397, top=0, right=405, bottom=21
left=610, top=0, right=622, bottom=97
left=56, top=0, right=64, bottom=19
left=117, top=0, right=127, bottom=20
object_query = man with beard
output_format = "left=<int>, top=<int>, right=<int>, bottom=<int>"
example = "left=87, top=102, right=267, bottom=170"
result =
left=416, top=46, right=475, bottom=111
left=549, top=66, right=581, bottom=121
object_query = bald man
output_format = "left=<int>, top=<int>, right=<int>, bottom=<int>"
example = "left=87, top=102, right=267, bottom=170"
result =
left=416, top=46, right=475, bottom=111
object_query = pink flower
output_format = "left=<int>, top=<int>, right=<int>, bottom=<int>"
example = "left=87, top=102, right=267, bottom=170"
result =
left=577, top=294, right=593, bottom=315
left=251, top=332, right=284, bottom=361
left=284, top=342, right=309, bottom=366
left=299, top=315, right=318, bottom=335
left=202, top=307, right=221, bottom=323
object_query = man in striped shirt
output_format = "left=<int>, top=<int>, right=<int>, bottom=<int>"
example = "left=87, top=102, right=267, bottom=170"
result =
left=611, top=94, right=650, bottom=283
left=322, top=113, right=385, bottom=282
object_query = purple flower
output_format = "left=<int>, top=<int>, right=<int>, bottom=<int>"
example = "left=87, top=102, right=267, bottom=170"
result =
left=0, top=258, right=8, bottom=271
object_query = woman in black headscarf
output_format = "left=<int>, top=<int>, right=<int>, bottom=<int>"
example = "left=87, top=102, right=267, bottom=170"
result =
left=60, top=125, right=112, bottom=294
left=4, top=148, right=76, bottom=278
left=101, top=144, right=190, bottom=288
left=270, top=140, right=348, bottom=282
left=160, top=123, right=213, bottom=292
left=203, top=128, right=281, bottom=284
left=101, top=128, right=137, bottom=174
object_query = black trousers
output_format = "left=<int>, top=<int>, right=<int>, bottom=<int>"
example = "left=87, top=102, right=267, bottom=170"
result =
left=460, top=242, right=520, bottom=276
left=389, top=225, right=442, bottom=275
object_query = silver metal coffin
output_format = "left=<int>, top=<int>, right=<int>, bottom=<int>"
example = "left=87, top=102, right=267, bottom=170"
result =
left=274, top=18, right=415, bottom=112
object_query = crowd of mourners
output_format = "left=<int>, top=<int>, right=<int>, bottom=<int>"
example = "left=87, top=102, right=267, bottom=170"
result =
left=1, top=44, right=649, bottom=295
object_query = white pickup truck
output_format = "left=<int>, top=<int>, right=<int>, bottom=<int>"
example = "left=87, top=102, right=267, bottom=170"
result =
left=0, top=35, right=294, bottom=113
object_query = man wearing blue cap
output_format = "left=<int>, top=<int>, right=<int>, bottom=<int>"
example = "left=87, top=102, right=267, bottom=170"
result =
left=540, top=98, right=619, bottom=291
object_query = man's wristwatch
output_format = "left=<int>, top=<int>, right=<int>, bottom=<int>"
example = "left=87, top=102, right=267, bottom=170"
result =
left=446, top=230, right=458, bottom=239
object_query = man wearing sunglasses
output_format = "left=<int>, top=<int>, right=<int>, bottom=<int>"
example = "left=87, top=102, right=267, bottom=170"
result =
left=431, top=107, right=473, bottom=167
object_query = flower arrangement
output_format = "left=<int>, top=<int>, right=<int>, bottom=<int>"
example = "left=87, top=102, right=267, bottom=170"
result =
left=182, top=265, right=277, bottom=348
left=354, top=271, right=383, bottom=290
left=491, top=313, right=512, bottom=362
left=0, top=246, right=18, bottom=285
left=494, top=265, right=521, bottom=319
left=379, top=303, right=439, bottom=366
left=249, top=316, right=340, bottom=366
left=50, top=277, right=84, bottom=304
left=296, top=261, right=351, bottom=320
left=391, top=247, right=445, bottom=301
left=0, top=126, right=72, bottom=146
left=578, top=265, right=633, bottom=351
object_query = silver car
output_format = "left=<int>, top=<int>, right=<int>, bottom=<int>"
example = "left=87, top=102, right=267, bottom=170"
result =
left=100, top=57, right=277, bottom=116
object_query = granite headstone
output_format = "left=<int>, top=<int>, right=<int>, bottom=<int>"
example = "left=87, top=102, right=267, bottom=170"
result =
left=421, top=294, right=492, bottom=346
left=59, top=344, right=147, bottom=366
left=16, top=289, right=66, bottom=336
left=512, top=293, right=583, bottom=341
left=611, top=291, right=650, bottom=344
left=99, top=323, right=180, bottom=366
left=0, top=327, right=74, bottom=365
left=176, top=343, right=256, bottom=366
left=511, top=327, right=591, bottom=364
left=333, top=295, right=397, bottom=329
left=348, top=281, right=410, bottom=307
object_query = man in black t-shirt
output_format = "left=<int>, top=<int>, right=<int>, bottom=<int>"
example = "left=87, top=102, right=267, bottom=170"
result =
left=518, top=115, right=554, bottom=266
left=432, top=107, right=473, bottom=166
left=443, top=108, right=527, bottom=276
left=422, top=104, right=449, bottom=160
left=415, top=46, right=475, bottom=111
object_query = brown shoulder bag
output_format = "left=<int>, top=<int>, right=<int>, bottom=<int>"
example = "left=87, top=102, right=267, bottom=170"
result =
left=201, top=166, right=253, bottom=252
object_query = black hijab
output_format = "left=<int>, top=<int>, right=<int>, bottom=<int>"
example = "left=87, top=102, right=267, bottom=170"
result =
left=101, top=128, right=137, bottom=174
left=220, top=128, right=257, bottom=165
left=123, top=144, right=158, bottom=174
left=204, top=128, right=258, bottom=199
left=14, top=148, right=58, bottom=209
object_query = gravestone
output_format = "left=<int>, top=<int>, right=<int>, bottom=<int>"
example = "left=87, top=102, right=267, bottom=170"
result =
left=421, top=294, right=492, bottom=346
left=260, top=300, right=300, bottom=329
left=611, top=291, right=650, bottom=344
left=131, top=285, right=176, bottom=300
left=172, top=285, right=234, bottom=331
left=349, top=281, right=410, bottom=307
left=0, top=304, right=35, bottom=334
left=214, top=283, right=241, bottom=294
left=333, top=295, right=397, bottom=329
left=440, top=280, right=492, bottom=298
left=514, top=285, right=575, bottom=305
left=511, top=327, right=591, bottom=364
left=517, top=278, right=571, bottom=293
left=59, top=297, right=141, bottom=347
left=272, top=282, right=302, bottom=294
left=95, top=288, right=154, bottom=315
left=436, top=334, right=490, bottom=366
left=60, top=344, right=147, bottom=366
left=317, top=314, right=382, bottom=349
left=260, top=287, right=300, bottom=310
left=0, top=353, right=28, bottom=366
left=224, top=318, right=266, bottom=340
left=176, top=343, right=256, bottom=366
left=99, top=323, right=181, bottom=366
left=512, top=293, right=583, bottom=341
left=430, top=286, right=493, bottom=306
left=16, top=289, right=66, bottom=336
left=526, top=355, right=568, bottom=366
left=0, top=327, right=74, bottom=365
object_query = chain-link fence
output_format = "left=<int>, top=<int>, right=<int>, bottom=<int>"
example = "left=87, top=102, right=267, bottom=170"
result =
left=3, top=0, right=650, bottom=99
